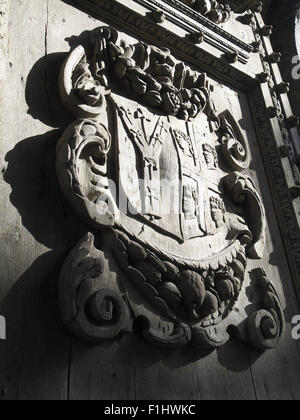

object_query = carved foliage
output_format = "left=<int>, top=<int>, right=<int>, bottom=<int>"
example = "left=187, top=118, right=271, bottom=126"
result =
left=113, top=230, right=246, bottom=326
left=104, top=29, right=213, bottom=121
left=56, top=119, right=116, bottom=228
left=219, top=111, right=250, bottom=171
left=61, top=27, right=216, bottom=122
left=58, top=231, right=284, bottom=351
left=180, top=0, right=232, bottom=24
left=224, top=172, right=266, bottom=259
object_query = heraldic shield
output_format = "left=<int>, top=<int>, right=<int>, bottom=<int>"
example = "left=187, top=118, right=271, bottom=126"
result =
left=56, top=27, right=284, bottom=351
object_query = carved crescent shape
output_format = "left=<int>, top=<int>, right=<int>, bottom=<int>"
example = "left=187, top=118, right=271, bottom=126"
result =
left=59, top=45, right=109, bottom=118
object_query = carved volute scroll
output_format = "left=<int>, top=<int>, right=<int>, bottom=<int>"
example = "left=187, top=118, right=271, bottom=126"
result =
left=56, top=25, right=284, bottom=352
left=219, top=111, right=251, bottom=171
left=58, top=233, right=129, bottom=341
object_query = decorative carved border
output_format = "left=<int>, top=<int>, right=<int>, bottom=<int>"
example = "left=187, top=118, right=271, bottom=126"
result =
left=247, top=14, right=300, bottom=301
left=138, top=0, right=253, bottom=55
left=70, top=0, right=253, bottom=64
left=250, top=85, right=300, bottom=299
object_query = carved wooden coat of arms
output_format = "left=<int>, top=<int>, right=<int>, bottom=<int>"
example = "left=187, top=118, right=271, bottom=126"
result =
left=56, top=25, right=284, bottom=351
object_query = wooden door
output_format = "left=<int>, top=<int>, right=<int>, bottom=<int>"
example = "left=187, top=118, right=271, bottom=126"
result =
left=0, top=0, right=300, bottom=400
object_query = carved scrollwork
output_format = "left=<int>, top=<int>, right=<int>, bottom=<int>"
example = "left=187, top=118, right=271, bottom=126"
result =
left=139, top=318, right=192, bottom=348
left=219, top=111, right=250, bottom=171
left=247, top=268, right=285, bottom=350
left=57, top=213, right=283, bottom=351
left=58, top=233, right=128, bottom=341
left=191, top=324, right=230, bottom=349
left=56, top=25, right=285, bottom=353
left=59, top=46, right=110, bottom=118
left=59, top=231, right=194, bottom=348
left=56, top=118, right=116, bottom=228
left=224, top=172, right=266, bottom=259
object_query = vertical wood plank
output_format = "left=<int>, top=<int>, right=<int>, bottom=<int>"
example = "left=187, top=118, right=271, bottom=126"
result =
left=0, top=0, right=299, bottom=401
left=0, top=0, right=71, bottom=400
left=69, top=336, right=136, bottom=400
left=131, top=335, right=256, bottom=400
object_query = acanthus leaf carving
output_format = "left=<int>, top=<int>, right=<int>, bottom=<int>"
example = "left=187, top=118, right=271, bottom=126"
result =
left=219, top=110, right=251, bottom=171
left=56, top=118, right=116, bottom=229
left=224, top=172, right=266, bottom=259
left=247, top=268, right=285, bottom=350
left=58, top=232, right=129, bottom=341
left=60, top=26, right=220, bottom=124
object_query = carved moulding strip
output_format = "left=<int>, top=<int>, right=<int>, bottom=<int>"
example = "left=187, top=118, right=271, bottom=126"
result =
left=249, top=85, right=300, bottom=300
left=253, top=13, right=300, bottom=180
left=141, top=0, right=251, bottom=60
left=56, top=26, right=285, bottom=352
left=135, top=0, right=253, bottom=55
left=68, top=0, right=253, bottom=66
left=241, top=13, right=300, bottom=301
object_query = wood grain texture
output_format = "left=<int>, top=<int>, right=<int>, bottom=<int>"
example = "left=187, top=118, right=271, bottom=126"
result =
left=0, top=0, right=299, bottom=401
left=0, top=0, right=71, bottom=400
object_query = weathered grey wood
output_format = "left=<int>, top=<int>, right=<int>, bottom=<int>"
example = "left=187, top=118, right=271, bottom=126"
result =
left=69, top=336, right=136, bottom=400
left=57, top=1, right=300, bottom=400
left=131, top=336, right=256, bottom=400
left=0, top=0, right=71, bottom=400
left=0, top=0, right=300, bottom=401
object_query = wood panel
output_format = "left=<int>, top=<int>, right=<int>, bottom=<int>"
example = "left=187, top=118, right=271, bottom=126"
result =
left=0, top=0, right=299, bottom=401
left=0, top=0, right=70, bottom=400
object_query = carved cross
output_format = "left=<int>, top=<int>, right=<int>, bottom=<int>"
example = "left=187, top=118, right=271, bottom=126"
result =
left=118, top=106, right=168, bottom=219
left=134, top=108, right=151, bottom=141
